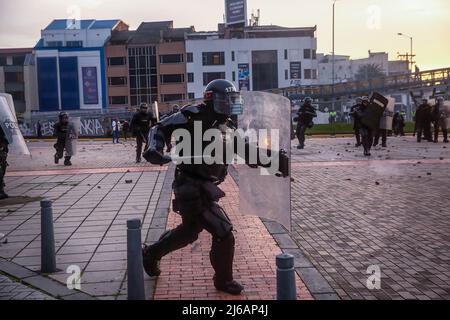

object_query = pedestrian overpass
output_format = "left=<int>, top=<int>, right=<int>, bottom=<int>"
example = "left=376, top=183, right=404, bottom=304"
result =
left=269, top=67, right=450, bottom=100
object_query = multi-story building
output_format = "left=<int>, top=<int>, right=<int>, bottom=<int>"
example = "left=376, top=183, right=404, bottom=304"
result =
left=104, top=21, right=194, bottom=111
left=186, top=24, right=318, bottom=99
left=317, top=51, right=410, bottom=85
left=0, top=48, right=37, bottom=114
left=33, top=19, right=129, bottom=113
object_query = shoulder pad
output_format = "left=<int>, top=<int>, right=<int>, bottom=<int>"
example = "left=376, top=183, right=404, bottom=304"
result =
left=180, top=104, right=201, bottom=115
left=160, top=111, right=189, bottom=126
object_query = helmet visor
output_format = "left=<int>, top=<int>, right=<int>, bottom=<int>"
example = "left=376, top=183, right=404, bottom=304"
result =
left=213, top=92, right=243, bottom=115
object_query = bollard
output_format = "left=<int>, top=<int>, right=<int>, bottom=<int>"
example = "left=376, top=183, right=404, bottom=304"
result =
left=276, top=253, right=297, bottom=300
left=127, top=218, right=145, bottom=300
left=40, top=200, right=57, bottom=273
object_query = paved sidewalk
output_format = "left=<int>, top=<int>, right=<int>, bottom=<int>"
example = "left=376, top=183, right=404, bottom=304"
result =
left=290, top=137, right=450, bottom=300
left=0, top=273, right=54, bottom=300
left=1, top=167, right=166, bottom=299
left=153, top=176, right=313, bottom=300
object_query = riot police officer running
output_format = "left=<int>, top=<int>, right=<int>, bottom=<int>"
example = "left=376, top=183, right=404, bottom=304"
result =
left=295, top=97, right=317, bottom=149
left=141, top=80, right=288, bottom=295
left=355, top=97, right=374, bottom=156
left=53, top=112, right=72, bottom=166
left=131, top=103, right=156, bottom=163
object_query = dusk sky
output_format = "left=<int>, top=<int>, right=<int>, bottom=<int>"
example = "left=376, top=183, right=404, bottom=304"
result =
left=0, top=0, right=449, bottom=70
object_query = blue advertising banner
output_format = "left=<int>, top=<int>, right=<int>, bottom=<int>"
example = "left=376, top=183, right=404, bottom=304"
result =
left=290, top=61, right=302, bottom=80
left=225, top=0, right=247, bottom=26
left=82, top=67, right=98, bottom=105
left=238, top=63, right=250, bottom=91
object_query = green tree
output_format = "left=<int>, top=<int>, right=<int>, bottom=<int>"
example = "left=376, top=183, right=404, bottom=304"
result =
left=355, top=63, right=385, bottom=81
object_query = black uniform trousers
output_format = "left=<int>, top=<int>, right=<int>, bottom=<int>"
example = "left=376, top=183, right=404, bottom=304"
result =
left=148, top=175, right=235, bottom=284
left=135, top=133, right=148, bottom=161
left=374, top=129, right=387, bottom=146
left=0, top=144, right=8, bottom=193
left=433, top=121, right=449, bottom=142
left=296, top=122, right=307, bottom=147
left=360, top=127, right=374, bottom=154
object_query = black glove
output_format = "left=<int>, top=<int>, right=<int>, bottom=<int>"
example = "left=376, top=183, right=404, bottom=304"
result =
left=277, top=149, right=289, bottom=178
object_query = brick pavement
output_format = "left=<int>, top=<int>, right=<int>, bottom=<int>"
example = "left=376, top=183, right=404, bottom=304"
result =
left=290, top=136, right=450, bottom=300
left=153, top=176, right=313, bottom=300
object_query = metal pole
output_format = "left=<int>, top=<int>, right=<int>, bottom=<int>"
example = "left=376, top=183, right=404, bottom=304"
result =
left=410, top=37, right=414, bottom=71
left=127, top=218, right=145, bottom=300
left=276, top=253, right=297, bottom=300
left=40, top=200, right=57, bottom=274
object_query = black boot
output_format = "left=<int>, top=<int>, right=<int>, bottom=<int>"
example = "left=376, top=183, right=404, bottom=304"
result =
left=54, top=154, right=59, bottom=164
left=0, top=191, right=8, bottom=200
left=213, top=276, right=244, bottom=295
left=142, top=244, right=161, bottom=277
left=64, top=157, right=72, bottom=166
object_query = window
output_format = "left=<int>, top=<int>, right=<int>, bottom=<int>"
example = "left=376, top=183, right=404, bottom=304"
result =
left=66, top=41, right=83, bottom=47
left=0, top=57, right=6, bottom=66
left=187, top=52, right=193, bottom=63
left=108, top=57, right=126, bottom=66
left=188, top=93, right=195, bottom=100
left=203, top=72, right=226, bottom=86
left=108, top=77, right=127, bottom=86
left=128, top=46, right=157, bottom=106
left=11, top=91, right=25, bottom=101
left=159, top=54, right=184, bottom=64
left=285, top=69, right=289, bottom=80
left=161, top=94, right=185, bottom=102
left=304, top=69, right=317, bottom=79
left=46, top=41, right=63, bottom=47
left=232, top=51, right=235, bottom=62
left=12, top=56, right=26, bottom=66
left=304, top=49, right=311, bottom=59
left=202, top=52, right=225, bottom=65
left=109, top=96, right=128, bottom=105
left=232, top=71, right=236, bottom=82
left=187, top=73, right=194, bottom=83
left=312, top=49, right=317, bottom=59
left=160, top=74, right=185, bottom=84
left=5, top=72, right=24, bottom=83
left=304, top=69, right=312, bottom=79
left=284, top=49, right=288, bottom=60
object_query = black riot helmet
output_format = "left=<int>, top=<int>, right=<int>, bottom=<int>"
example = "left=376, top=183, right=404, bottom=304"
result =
left=139, top=103, right=148, bottom=113
left=204, top=79, right=243, bottom=116
left=304, top=97, right=312, bottom=104
left=59, top=112, right=69, bottom=123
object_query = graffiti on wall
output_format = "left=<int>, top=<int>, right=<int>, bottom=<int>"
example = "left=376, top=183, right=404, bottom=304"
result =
left=19, top=118, right=112, bottom=137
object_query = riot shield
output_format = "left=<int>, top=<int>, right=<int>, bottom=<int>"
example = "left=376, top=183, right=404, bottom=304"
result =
left=65, top=117, right=80, bottom=156
left=360, top=92, right=388, bottom=130
left=237, top=91, right=291, bottom=231
left=0, top=95, right=31, bottom=156
left=379, top=97, right=395, bottom=130
left=443, top=101, right=450, bottom=129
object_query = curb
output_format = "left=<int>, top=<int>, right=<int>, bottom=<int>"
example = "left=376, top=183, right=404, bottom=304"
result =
left=143, top=163, right=176, bottom=300
left=228, top=165, right=340, bottom=300
left=0, top=258, right=97, bottom=300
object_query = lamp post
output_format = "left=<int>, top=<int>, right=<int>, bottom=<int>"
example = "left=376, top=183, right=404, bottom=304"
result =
left=332, top=0, right=341, bottom=112
left=398, top=32, right=414, bottom=71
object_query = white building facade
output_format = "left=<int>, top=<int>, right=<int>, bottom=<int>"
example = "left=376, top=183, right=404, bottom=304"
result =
left=186, top=26, right=318, bottom=99
left=317, top=51, right=409, bottom=85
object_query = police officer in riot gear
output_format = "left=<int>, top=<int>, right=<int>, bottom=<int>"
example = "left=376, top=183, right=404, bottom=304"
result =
left=0, top=126, right=9, bottom=200
left=349, top=97, right=363, bottom=147
left=131, top=103, right=156, bottom=163
left=141, top=79, right=289, bottom=295
left=53, top=112, right=72, bottom=166
left=356, top=97, right=374, bottom=156
left=414, top=99, right=433, bottom=142
left=432, top=97, right=449, bottom=143
left=295, top=97, right=317, bottom=149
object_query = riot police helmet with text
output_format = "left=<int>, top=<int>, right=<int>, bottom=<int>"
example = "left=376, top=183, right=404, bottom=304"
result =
left=204, top=79, right=243, bottom=116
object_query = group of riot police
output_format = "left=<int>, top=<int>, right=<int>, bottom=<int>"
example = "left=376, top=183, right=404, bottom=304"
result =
left=414, top=97, right=449, bottom=143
